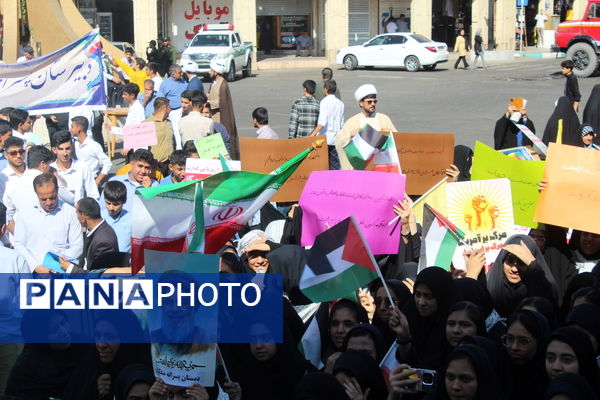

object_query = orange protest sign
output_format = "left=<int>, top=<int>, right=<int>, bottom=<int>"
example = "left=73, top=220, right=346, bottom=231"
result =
left=393, top=132, right=455, bottom=195
left=534, top=143, right=600, bottom=234
left=240, top=137, right=329, bottom=202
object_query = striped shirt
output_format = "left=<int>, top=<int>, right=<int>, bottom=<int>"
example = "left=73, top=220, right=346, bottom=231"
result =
left=288, top=96, right=320, bottom=139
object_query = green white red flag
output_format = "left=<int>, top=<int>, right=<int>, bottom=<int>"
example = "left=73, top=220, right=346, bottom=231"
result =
left=372, top=133, right=401, bottom=173
left=343, top=125, right=389, bottom=170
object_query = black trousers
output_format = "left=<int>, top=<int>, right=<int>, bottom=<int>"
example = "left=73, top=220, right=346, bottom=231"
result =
left=454, top=56, right=469, bottom=69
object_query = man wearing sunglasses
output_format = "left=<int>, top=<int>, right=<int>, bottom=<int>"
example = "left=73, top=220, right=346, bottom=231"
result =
left=0, top=136, right=25, bottom=203
left=335, top=84, right=397, bottom=170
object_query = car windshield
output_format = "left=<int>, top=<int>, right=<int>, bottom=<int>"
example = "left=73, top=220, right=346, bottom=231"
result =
left=410, top=34, right=433, bottom=43
left=190, top=34, right=230, bottom=47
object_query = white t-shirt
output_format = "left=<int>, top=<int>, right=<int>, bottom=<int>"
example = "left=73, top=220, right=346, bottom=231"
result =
left=535, top=14, right=548, bottom=29
left=386, top=21, right=398, bottom=33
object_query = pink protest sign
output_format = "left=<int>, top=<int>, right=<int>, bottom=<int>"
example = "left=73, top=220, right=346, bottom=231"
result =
left=123, top=122, right=158, bottom=149
left=299, top=170, right=405, bottom=254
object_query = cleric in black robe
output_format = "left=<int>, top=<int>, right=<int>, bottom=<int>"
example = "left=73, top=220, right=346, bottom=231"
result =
left=543, top=96, right=581, bottom=146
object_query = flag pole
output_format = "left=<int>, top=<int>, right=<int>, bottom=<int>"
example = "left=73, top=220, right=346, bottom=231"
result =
left=349, top=216, right=397, bottom=308
left=270, top=139, right=325, bottom=175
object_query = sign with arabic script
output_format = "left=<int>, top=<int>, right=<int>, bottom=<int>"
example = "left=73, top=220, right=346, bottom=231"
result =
left=172, top=0, right=233, bottom=50
left=535, top=143, right=600, bottom=235
left=0, top=30, right=106, bottom=114
left=447, top=178, right=515, bottom=271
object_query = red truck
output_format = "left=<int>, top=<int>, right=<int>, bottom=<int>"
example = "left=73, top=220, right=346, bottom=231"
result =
left=555, top=0, right=600, bottom=77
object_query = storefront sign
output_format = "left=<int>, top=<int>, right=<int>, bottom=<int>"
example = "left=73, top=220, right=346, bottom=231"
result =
left=172, top=0, right=233, bottom=50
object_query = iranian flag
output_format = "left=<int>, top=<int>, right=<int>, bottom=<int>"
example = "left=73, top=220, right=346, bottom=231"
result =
left=131, top=180, right=202, bottom=272
left=372, top=133, right=401, bottom=173
left=299, top=216, right=380, bottom=302
left=197, top=142, right=319, bottom=254
left=344, top=125, right=389, bottom=170
left=417, top=204, right=465, bottom=272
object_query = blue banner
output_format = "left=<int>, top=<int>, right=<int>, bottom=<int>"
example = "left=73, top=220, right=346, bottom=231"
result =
left=1, top=273, right=282, bottom=343
left=0, top=30, right=106, bottom=114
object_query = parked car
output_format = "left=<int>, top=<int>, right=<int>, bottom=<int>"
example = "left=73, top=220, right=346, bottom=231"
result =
left=336, top=33, right=449, bottom=72
left=112, top=41, right=136, bottom=53
left=180, top=24, right=253, bottom=82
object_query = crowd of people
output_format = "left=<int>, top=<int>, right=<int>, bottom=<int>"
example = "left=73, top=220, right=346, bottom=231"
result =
left=0, top=43, right=599, bottom=400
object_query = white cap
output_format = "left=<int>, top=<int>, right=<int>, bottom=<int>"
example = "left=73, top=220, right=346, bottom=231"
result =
left=181, top=61, right=199, bottom=73
left=210, top=59, right=226, bottom=75
left=354, top=84, right=378, bottom=102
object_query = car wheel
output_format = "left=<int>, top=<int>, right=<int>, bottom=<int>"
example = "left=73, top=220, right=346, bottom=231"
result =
left=567, top=42, right=598, bottom=78
left=242, top=57, right=252, bottom=78
left=343, top=55, right=358, bottom=71
left=226, top=61, right=236, bottom=82
left=404, top=55, right=420, bottom=72
left=423, top=64, right=437, bottom=71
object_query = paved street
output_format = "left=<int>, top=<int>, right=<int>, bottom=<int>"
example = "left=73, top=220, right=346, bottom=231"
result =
left=229, top=57, right=600, bottom=147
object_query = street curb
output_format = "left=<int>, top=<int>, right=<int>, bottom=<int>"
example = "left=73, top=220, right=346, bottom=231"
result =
left=514, top=52, right=566, bottom=59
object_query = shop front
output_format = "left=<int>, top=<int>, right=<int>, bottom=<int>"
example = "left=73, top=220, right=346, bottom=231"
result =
left=256, top=0, right=313, bottom=52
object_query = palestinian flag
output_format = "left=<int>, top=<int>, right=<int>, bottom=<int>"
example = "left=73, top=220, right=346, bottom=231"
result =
left=372, top=133, right=401, bottom=173
left=197, top=142, right=318, bottom=254
left=418, top=204, right=465, bottom=272
left=380, top=342, right=400, bottom=390
left=299, top=216, right=379, bottom=302
left=131, top=180, right=202, bottom=272
left=344, top=125, right=389, bottom=170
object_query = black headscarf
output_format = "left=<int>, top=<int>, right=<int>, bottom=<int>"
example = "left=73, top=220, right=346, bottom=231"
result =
left=460, top=335, right=513, bottom=398
left=62, top=310, right=152, bottom=400
left=486, top=234, right=559, bottom=318
left=369, top=279, right=412, bottom=347
left=566, top=303, right=600, bottom=356
left=560, top=272, right=599, bottom=318
left=547, top=327, right=598, bottom=391
left=542, top=96, right=581, bottom=146
left=544, top=372, right=598, bottom=400
left=231, top=330, right=313, bottom=400
left=583, top=83, right=600, bottom=145
left=403, top=267, right=456, bottom=371
left=115, top=363, right=155, bottom=400
left=332, top=350, right=388, bottom=400
left=342, top=323, right=386, bottom=363
left=454, top=277, right=494, bottom=317
left=294, top=372, right=350, bottom=400
left=506, top=310, right=550, bottom=400
left=453, top=145, right=473, bottom=181
left=266, top=244, right=312, bottom=305
left=442, top=344, right=503, bottom=400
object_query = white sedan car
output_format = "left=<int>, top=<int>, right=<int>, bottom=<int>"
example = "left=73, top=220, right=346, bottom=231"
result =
left=336, top=33, right=449, bottom=72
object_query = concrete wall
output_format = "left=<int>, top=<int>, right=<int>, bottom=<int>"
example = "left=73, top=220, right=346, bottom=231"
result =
left=1, top=0, right=19, bottom=62
left=494, top=0, right=515, bottom=50
left=133, top=0, right=158, bottom=55
left=471, top=0, right=489, bottom=48
left=571, top=0, right=588, bottom=20
left=410, top=0, right=432, bottom=37
left=324, top=0, right=348, bottom=62
left=233, top=0, right=257, bottom=63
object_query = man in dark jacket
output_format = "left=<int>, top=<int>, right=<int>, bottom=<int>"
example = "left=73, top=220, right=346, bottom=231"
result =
left=62, top=197, right=119, bottom=271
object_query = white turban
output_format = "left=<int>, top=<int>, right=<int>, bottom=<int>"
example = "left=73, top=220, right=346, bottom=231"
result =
left=354, top=84, right=378, bottom=102
left=210, top=59, right=226, bottom=75
left=181, top=61, right=199, bottom=73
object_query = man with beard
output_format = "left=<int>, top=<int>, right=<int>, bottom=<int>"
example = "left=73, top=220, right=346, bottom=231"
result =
left=335, top=84, right=397, bottom=170
left=207, top=59, right=239, bottom=159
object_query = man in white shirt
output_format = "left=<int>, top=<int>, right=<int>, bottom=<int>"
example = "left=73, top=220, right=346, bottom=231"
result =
left=13, top=173, right=83, bottom=273
left=0, top=137, right=25, bottom=202
left=146, top=62, right=163, bottom=92
left=310, top=79, right=345, bottom=169
left=8, top=109, right=35, bottom=144
left=179, top=91, right=214, bottom=143
left=50, top=131, right=99, bottom=205
left=114, top=83, right=146, bottom=156
left=535, top=12, right=548, bottom=48
left=386, top=16, right=398, bottom=33
left=71, top=116, right=112, bottom=186
left=4, top=145, right=55, bottom=235
left=16, top=45, right=34, bottom=63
